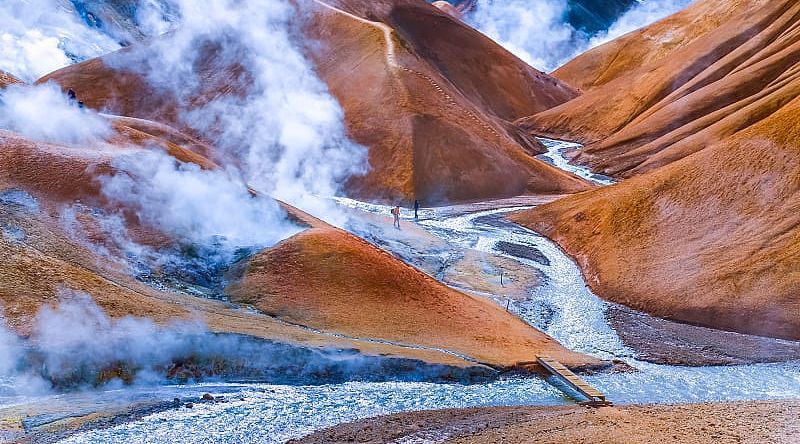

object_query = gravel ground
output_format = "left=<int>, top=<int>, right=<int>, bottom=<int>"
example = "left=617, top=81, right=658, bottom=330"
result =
left=292, top=401, right=800, bottom=444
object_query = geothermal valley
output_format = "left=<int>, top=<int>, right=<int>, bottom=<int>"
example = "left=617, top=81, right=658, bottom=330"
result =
left=1, top=0, right=799, bottom=442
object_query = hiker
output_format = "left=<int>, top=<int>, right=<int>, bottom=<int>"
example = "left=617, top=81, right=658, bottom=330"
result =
left=392, top=205, right=401, bottom=229
left=414, top=199, right=420, bottom=221
left=67, top=89, right=85, bottom=109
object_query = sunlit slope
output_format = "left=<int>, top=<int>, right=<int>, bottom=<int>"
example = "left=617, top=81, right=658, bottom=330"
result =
left=40, top=0, right=591, bottom=205
left=521, top=0, right=797, bottom=178
left=0, top=119, right=598, bottom=371
left=553, top=0, right=770, bottom=91
left=227, top=227, right=599, bottom=369
left=512, top=92, right=800, bottom=340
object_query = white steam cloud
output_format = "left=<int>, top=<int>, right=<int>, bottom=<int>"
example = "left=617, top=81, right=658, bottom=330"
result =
left=90, top=0, right=368, bottom=267
left=120, top=0, right=368, bottom=220
left=0, top=81, right=299, bottom=276
left=0, top=289, right=204, bottom=396
left=135, top=0, right=178, bottom=37
left=0, top=82, right=111, bottom=145
left=100, top=150, right=300, bottom=251
left=467, top=0, right=577, bottom=71
left=0, top=0, right=122, bottom=82
left=587, top=0, right=693, bottom=49
left=32, top=290, right=204, bottom=386
left=467, top=0, right=692, bottom=72
left=0, top=0, right=365, bottom=267
left=0, top=290, right=480, bottom=396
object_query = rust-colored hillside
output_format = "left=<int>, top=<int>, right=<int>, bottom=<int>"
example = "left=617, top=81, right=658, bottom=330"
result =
left=310, top=0, right=588, bottom=204
left=0, top=116, right=598, bottom=370
left=226, top=227, right=597, bottom=369
left=0, top=188, right=477, bottom=369
left=512, top=91, right=800, bottom=340
left=553, top=0, right=771, bottom=92
left=40, top=0, right=590, bottom=205
left=521, top=0, right=798, bottom=178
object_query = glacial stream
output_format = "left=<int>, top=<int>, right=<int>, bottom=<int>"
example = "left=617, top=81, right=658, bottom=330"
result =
left=41, top=141, right=800, bottom=443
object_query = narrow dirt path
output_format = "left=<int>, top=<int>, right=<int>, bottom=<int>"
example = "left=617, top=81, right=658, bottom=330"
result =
left=311, top=0, right=505, bottom=141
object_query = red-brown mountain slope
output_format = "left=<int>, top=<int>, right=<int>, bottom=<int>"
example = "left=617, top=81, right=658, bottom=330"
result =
left=0, top=120, right=598, bottom=371
left=226, top=226, right=597, bottom=369
left=512, top=92, right=800, bottom=340
left=521, top=0, right=800, bottom=178
left=306, top=0, right=588, bottom=203
left=39, top=0, right=590, bottom=205
left=553, top=0, right=771, bottom=92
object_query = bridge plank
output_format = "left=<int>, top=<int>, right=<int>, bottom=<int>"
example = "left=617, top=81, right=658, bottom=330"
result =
left=537, top=356, right=610, bottom=405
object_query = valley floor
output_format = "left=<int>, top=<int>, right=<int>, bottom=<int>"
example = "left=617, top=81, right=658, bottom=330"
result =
left=293, top=400, right=800, bottom=444
left=5, top=194, right=800, bottom=443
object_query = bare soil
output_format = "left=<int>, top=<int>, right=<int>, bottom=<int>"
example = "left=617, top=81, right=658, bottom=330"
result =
left=607, top=304, right=800, bottom=366
left=293, top=401, right=800, bottom=444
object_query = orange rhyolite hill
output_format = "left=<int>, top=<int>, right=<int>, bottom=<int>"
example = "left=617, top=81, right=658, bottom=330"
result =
left=226, top=227, right=595, bottom=369
left=520, top=0, right=796, bottom=178
left=39, top=0, right=590, bottom=205
left=513, top=0, right=800, bottom=340
left=0, top=118, right=598, bottom=371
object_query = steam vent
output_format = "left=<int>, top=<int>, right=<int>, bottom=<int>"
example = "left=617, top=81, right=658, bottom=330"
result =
left=1, top=0, right=799, bottom=443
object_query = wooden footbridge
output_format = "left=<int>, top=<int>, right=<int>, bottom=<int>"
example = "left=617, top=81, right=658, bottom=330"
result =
left=536, top=356, right=613, bottom=407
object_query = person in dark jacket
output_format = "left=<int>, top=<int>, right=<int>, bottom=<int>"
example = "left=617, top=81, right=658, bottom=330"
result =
left=414, top=199, right=420, bottom=221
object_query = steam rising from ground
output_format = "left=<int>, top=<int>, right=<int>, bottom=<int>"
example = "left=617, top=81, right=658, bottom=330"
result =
left=0, top=290, right=483, bottom=396
left=0, top=0, right=121, bottom=82
left=0, top=81, right=300, bottom=286
left=32, top=291, right=204, bottom=386
left=0, top=290, right=203, bottom=396
left=466, top=0, right=576, bottom=71
left=586, top=0, right=693, bottom=49
left=467, top=0, right=692, bottom=71
left=95, top=0, right=368, bottom=267
left=0, top=0, right=364, bottom=272
left=0, top=82, right=111, bottom=145
left=113, top=0, right=367, bottom=221
left=100, top=151, right=300, bottom=253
